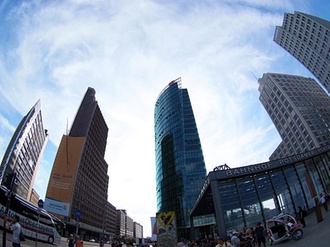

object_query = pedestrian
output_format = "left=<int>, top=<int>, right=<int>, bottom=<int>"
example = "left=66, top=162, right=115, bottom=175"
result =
left=76, top=235, right=83, bottom=247
left=298, top=206, right=307, bottom=227
left=215, top=237, right=232, bottom=247
left=230, top=232, right=240, bottom=247
left=67, top=234, right=75, bottom=247
left=320, top=193, right=328, bottom=212
left=5, top=215, right=22, bottom=247
left=255, top=222, right=266, bottom=247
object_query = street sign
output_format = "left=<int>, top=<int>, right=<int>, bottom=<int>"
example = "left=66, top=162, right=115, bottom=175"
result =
left=75, top=209, right=81, bottom=219
left=38, top=199, right=44, bottom=208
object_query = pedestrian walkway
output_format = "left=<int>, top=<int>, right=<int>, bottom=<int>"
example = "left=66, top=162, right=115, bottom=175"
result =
left=274, top=207, right=330, bottom=246
left=3, top=207, right=329, bottom=247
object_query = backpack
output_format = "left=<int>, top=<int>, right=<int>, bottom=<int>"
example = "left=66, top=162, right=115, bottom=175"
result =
left=19, top=229, right=25, bottom=241
left=302, top=209, right=307, bottom=217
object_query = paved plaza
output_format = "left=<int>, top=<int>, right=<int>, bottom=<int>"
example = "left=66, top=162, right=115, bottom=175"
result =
left=2, top=207, right=330, bottom=247
left=269, top=207, right=330, bottom=247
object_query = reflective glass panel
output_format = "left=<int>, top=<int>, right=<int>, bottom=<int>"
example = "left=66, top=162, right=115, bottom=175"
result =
left=254, top=173, right=279, bottom=220
left=270, top=169, right=294, bottom=214
left=218, top=180, right=242, bottom=232
left=236, top=176, right=260, bottom=228
left=295, top=163, right=314, bottom=208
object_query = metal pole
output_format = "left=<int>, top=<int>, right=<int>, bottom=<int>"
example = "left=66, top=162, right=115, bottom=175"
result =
left=75, top=218, right=79, bottom=237
left=100, top=201, right=106, bottom=247
left=35, top=208, right=41, bottom=247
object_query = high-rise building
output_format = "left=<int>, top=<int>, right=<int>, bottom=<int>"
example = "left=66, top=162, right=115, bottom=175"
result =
left=258, top=73, right=330, bottom=160
left=274, top=11, right=330, bottom=92
left=45, top=87, right=109, bottom=235
left=116, top=210, right=127, bottom=238
left=106, top=201, right=117, bottom=242
left=154, top=78, right=207, bottom=239
left=0, top=100, right=48, bottom=201
left=134, top=222, right=143, bottom=239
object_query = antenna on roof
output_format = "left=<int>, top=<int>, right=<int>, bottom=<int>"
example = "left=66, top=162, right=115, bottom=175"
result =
left=250, top=71, right=258, bottom=80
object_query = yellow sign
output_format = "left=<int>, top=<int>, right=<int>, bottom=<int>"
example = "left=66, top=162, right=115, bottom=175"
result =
left=156, top=211, right=177, bottom=247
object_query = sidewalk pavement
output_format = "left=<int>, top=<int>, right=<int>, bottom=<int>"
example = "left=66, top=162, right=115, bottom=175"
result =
left=272, top=207, right=330, bottom=246
left=3, top=207, right=330, bottom=247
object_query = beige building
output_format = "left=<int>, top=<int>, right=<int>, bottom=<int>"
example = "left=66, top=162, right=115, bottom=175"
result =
left=45, top=87, right=109, bottom=238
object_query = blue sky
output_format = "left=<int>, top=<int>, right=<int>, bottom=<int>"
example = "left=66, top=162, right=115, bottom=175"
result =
left=0, top=0, right=329, bottom=237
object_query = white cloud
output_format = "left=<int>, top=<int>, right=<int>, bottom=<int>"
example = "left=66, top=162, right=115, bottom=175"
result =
left=0, top=0, right=320, bottom=237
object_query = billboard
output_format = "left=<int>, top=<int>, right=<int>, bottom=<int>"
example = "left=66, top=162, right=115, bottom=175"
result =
left=156, top=211, right=177, bottom=247
left=44, top=135, right=84, bottom=216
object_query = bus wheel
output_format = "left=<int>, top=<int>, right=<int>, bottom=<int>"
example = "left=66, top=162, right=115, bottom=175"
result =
left=48, top=236, right=54, bottom=244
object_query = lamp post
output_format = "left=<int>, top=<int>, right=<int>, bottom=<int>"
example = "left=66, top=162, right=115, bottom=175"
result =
left=35, top=199, right=44, bottom=247
left=100, top=200, right=106, bottom=247
left=75, top=208, right=81, bottom=237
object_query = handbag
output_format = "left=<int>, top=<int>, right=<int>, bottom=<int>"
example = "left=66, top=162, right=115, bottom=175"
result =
left=19, top=229, right=25, bottom=241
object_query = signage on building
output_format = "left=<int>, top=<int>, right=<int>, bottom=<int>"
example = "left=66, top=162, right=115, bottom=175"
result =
left=44, top=135, right=84, bottom=216
left=217, top=144, right=330, bottom=179
left=156, top=211, right=177, bottom=246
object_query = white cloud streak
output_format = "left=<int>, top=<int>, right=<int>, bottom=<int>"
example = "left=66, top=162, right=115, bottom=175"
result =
left=0, top=0, right=320, bottom=237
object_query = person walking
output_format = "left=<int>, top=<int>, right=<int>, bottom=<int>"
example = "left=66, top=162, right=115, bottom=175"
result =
left=215, top=237, right=232, bottom=247
left=320, top=193, right=328, bottom=212
left=255, top=222, right=266, bottom=247
left=298, top=206, right=307, bottom=227
left=67, top=234, right=75, bottom=247
left=5, top=215, right=22, bottom=247
left=230, top=232, right=240, bottom=247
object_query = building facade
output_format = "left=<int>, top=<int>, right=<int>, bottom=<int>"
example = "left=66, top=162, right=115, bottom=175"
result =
left=190, top=145, right=330, bottom=239
left=274, top=11, right=330, bottom=92
left=116, top=210, right=127, bottom=239
left=45, top=87, right=109, bottom=239
left=134, top=222, right=143, bottom=239
left=29, top=188, right=40, bottom=206
left=126, top=215, right=134, bottom=239
left=0, top=100, right=48, bottom=200
left=258, top=73, right=330, bottom=160
left=154, top=78, right=207, bottom=239
left=106, top=201, right=117, bottom=242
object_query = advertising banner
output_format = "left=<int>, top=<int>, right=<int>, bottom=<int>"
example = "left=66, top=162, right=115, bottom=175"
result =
left=156, top=211, right=177, bottom=247
left=44, top=135, right=84, bottom=216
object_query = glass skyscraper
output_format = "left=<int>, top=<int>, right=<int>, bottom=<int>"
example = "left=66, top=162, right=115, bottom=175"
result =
left=0, top=100, right=48, bottom=200
left=274, top=11, right=330, bottom=92
left=154, top=78, right=207, bottom=239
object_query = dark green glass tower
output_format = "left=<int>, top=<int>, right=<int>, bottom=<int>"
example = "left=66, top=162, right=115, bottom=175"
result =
left=154, top=78, right=207, bottom=240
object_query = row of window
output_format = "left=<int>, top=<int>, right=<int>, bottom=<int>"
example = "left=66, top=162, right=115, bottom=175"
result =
left=217, top=151, right=330, bottom=232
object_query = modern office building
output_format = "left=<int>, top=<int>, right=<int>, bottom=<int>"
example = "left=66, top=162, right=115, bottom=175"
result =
left=154, top=78, right=207, bottom=239
left=0, top=100, right=48, bottom=201
left=190, top=145, right=330, bottom=239
left=126, top=215, right=134, bottom=239
left=45, top=87, right=109, bottom=238
left=258, top=73, right=330, bottom=160
left=106, top=201, right=117, bottom=242
left=116, top=210, right=127, bottom=239
left=134, top=222, right=143, bottom=239
left=274, top=11, right=330, bottom=92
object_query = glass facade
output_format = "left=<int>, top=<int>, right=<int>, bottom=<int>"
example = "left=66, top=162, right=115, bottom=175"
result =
left=190, top=145, right=330, bottom=238
left=154, top=78, right=207, bottom=239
